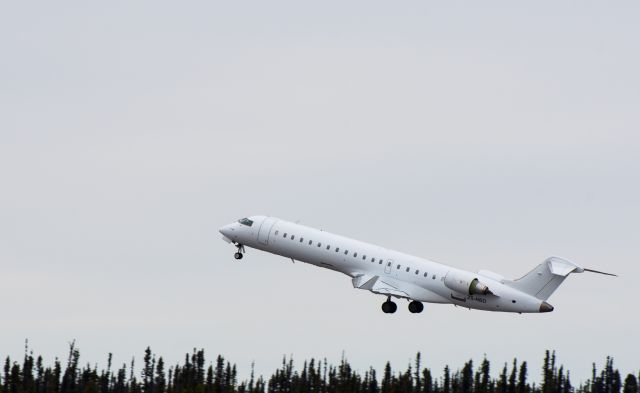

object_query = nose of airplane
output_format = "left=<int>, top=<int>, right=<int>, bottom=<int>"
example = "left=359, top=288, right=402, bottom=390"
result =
left=219, top=223, right=234, bottom=237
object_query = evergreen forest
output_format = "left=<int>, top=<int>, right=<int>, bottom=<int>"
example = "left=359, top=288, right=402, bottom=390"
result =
left=1, top=344, right=638, bottom=393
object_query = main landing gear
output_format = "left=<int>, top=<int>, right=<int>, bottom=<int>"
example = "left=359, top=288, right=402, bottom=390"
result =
left=381, top=298, right=424, bottom=314
left=408, top=300, right=424, bottom=314
left=233, top=243, right=245, bottom=260
left=381, top=297, right=397, bottom=314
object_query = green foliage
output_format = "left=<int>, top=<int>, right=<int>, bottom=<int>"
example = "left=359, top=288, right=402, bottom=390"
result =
left=0, top=346, right=637, bottom=393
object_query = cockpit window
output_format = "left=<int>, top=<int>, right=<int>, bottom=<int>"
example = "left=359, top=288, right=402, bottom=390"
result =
left=238, top=218, right=253, bottom=227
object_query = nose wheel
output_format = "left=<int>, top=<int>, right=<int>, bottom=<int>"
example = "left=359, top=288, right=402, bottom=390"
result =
left=233, top=243, right=245, bottom=260
left=381, top=297, right=397, bottom=314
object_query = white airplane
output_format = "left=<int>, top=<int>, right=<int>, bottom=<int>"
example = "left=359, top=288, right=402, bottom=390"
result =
left=219, top=216, right=615, bottom=314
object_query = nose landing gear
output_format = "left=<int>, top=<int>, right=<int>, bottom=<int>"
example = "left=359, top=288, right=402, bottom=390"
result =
left=233, top=243, right=245, bottom=260
left=381, top=297, right=397, bottom=314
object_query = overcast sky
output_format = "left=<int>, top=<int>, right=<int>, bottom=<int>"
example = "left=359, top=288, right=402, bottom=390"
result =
left=1, top=1, right=639, bottom=384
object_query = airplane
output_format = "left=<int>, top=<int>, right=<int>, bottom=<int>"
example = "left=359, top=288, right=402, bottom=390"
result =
left=219, top=215, right=615, bottom=314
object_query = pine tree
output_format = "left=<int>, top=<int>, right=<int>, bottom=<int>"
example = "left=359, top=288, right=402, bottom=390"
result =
left=478, top=357, right=490, bottom=393
left=3, top=358, right=9, bottom=393
left=422, top=368, right=433, bottom=393
left=508, top=360, right=517, bottom=393
left=155, top=358, right=166, bottom=393
left=623, top=375, right=638, bottom=393
left=542, top=351, right=553, bottom=393
left=517, top=362, right=527, bottom=393
left=497, top=364, right=507, bottom=393
left=564, top=371, right=572, bottom=393
left=214, top=356, right=225, bottom=393
left=142, top=348, right=153, bottom=393
left=461, top=360, right=474, bottom=393
left=415, top=353, right=422, bottom=393
left=443, top=366, right=451, bottom=393
left=381, top=362, right=392, bottom=393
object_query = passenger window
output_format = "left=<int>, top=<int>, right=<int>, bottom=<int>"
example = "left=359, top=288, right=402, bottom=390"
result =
left=405, top=267, right=410, bottom=272
left=283, top=233, right=287, bottom=238
left=275, top=230, right=279, bottom=236
left=387, top=262, right=391, bottom=266
left=317, top=243, right=321, bottom=247
left=300, top=238, right=304, bottom=243
left=397, top=264, right=401, bottom=269
left=354, top=252, right=358, bottom=257
left=308, top=240, right=313, bottom=245
left=379, top=260, right=383, bottom=264
left=415, top=270, right=419, bottom=275
left=362, top=255, right=366, bottom=260
left=336, top=247, right=340, bottom=252
left=371, top=258, right=375, bottom=262
left=432, top=275, right=436, bottom=279
left=344, top=250, right=349, bottom=255
left=291, top=235, right=295, bottom=240
left=379, top=259, right=384, bottom=264
left=326, top=245, right=330, bottom=250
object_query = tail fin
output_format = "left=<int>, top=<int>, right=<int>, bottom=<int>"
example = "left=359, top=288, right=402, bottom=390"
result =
left=505, top=256, right=585, bottom=300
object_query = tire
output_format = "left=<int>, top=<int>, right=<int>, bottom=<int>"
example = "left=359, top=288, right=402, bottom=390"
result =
left=382, top=301, right=397, bottom=314
left=408, top=301, right=423, bottom=313
left=234, top=252, right=243, bottom=260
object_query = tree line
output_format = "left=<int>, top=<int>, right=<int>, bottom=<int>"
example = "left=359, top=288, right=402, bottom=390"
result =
left=1, top=344, right=638, bottom=393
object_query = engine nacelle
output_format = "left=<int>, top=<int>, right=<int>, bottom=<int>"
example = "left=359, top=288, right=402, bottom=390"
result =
left=444, top=270, right=492, bottom=295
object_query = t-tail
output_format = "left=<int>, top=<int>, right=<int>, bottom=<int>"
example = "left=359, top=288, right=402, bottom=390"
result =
left=505, top=256, right=616, bottom=301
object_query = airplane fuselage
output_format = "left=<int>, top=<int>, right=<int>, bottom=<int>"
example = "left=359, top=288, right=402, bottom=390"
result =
left=220, top=216, right=556, bottom=314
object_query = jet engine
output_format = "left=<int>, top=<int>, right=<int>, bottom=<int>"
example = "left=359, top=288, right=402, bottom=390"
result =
left=444, top=271, right=492, bottom=295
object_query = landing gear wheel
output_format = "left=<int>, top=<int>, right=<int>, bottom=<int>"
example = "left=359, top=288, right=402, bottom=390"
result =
left=233, top=243, right=245, bottom=260
left=381, top=298, right=397, bottom=314
left=408, top=301, right=424, bottom=313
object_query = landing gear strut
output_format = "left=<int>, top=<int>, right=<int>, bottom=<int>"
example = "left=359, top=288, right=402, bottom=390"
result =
left=408, top=300, right=424, bottom=313
left=233, top=243, right=245, bottom=260
left=381, top=297, right=397, bottom=314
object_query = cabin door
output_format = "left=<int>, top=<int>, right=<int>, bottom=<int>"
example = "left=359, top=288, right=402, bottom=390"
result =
left=384, top=259, right=393, bottom=274
left=257, top=217, right=278, bottom=245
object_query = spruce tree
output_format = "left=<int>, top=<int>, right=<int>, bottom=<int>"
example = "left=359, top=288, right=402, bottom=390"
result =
left=508, top=360, right=517, bottom=393
left=623, top=375, right=638, bottom=393
left=415, top=353, right=422, bottom=393
left=443, top=366, right=451, bottom=393
left=461, top=360, right=474, bottom=393
left=381, top=362, right=392, bottom=393
left=517, top=362, right=527, bottom=393
left=498, top=364, right=508, bottom=393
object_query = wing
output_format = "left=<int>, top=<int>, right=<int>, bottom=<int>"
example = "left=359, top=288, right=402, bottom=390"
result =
left=352, top=274, right=449, bottom=303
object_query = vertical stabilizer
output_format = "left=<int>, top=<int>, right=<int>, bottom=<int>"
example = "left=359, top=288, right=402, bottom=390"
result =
left=505, top=257, right=584, bottom=300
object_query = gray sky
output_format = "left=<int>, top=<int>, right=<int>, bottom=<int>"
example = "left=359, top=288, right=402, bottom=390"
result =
left=1, top=1, right=639, bottom=383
